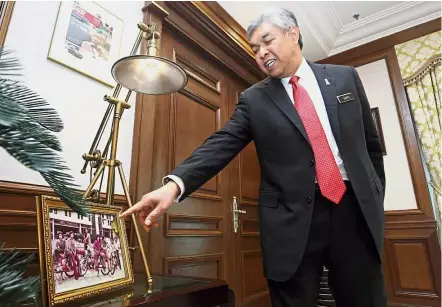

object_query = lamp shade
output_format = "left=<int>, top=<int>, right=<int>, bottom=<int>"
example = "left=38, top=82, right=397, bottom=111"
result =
left=111, top=55, right=188, bottom=95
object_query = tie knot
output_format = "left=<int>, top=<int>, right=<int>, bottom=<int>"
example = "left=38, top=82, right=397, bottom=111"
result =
left=289, top=75, right=299, bottom=84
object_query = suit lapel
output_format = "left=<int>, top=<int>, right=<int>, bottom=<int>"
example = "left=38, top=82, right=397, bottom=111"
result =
left=308, top=61, right=342, bottom=149
left=262, top=77, right=309, bottom=144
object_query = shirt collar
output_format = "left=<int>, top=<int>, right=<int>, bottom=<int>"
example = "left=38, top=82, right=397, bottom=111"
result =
left=280, top=57, right=309, bottom=86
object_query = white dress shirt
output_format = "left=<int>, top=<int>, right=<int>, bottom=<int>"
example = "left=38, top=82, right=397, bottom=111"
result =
left=280, top=57, right=348, bottom=180
left=165, top=57, right=348, bottom=201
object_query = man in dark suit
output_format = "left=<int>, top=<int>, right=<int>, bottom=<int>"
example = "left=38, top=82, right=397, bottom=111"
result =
left=121, top=8, right=387, bottom=307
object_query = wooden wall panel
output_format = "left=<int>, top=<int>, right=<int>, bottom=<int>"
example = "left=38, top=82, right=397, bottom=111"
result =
left=165, top=253, right=223, bottom=280
left=384, top=221, right=441, bottom=306
left=171, top=89, right=221, bottom=199
left=165, top=214, right=223, bottom=237
left=239, top=142, right=260, bottom=206
left=241, top=250, right=268, bottom=305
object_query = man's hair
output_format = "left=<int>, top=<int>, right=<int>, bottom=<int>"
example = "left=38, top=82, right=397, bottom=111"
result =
left=246, top=8, right=304, bottom=50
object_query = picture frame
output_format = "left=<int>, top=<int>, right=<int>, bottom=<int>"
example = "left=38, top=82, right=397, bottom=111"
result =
left=37, top=195, right=134, bottom=306
left=371, top=107, right=387, bottom=155
left=48, top=1, right=124, bottom=87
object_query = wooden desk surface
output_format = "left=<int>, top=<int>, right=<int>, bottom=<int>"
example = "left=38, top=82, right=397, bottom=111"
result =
left=61, top=274, right=229, bottom=307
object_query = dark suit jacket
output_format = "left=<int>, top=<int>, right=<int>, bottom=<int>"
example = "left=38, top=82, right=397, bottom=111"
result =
left=171, top=61, right=386, bottom=282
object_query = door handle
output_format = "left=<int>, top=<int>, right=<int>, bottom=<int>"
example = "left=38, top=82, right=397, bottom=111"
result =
left=232, top=196, right=246, bottom=233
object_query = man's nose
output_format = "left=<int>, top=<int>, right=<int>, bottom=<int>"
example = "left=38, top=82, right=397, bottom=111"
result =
left=259, top=47, right=268, bottom=59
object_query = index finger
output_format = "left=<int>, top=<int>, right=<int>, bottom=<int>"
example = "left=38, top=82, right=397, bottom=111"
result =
left=119, top=200, right=144, bottom=218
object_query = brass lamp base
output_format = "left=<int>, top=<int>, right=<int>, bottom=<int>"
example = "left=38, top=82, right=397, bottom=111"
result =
left=83, top=94, right=153, bottom=286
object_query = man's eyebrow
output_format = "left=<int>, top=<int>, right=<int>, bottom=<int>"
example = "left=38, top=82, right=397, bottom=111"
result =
left=250, top=32, right=271, bottom=48
left=261, top=32, right=270, bottom=40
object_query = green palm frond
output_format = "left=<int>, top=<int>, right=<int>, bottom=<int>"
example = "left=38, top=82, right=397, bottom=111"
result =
left=0, top=49, right=21, bottom=75
left=0, top=133, right=88, bottom=214
left=0, top=244, right=41, bottom=306
left=0, top=49, right=63, bottom=132
left=0, top=131, right=66, bottom=172
left=0, top=47, right=88, bottom=215
left=0, top=78, right=64, bottom=132
left=0, top=85, right=29, bottom=127
left=41, top=171, right=89, bottom=215
left=9, top=121, right=62, bottom=151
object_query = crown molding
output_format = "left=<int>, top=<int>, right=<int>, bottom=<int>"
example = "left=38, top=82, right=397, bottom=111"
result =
left=340, top=1, right=422, bottom=34
left=327, top=2, right=343, bottom=32
left=191, top=1, right=254, bottom=58
left=318, top=18, right=441, bottom=64
left=296, top=6, right=330, bottom=54
left=329, top=12, right=441, bottom=56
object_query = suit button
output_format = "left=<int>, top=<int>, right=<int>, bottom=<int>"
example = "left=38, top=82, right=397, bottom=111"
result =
left=309, top=160, right=315, bottom=167
left=307, top=197, right=313, bottom=204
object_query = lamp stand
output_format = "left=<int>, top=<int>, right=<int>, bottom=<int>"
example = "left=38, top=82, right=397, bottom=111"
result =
left=81, top=21, right=160, bottom=287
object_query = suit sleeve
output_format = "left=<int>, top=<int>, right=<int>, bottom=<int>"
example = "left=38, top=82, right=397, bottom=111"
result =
left=352, top=67, right=386, bottom=194
left=170, top=92, right=253, bottom=201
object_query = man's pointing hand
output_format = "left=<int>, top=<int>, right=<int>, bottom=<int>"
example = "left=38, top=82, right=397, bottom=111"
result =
left=119, top=181, right=180, bottom=232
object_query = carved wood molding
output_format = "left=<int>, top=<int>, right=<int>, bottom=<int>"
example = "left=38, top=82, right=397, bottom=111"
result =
left=164, top=253, right=223, bottom=279
left=174, top=49, right=221, bottom=94
left=162, top=1, right=264, bottom=83
left=164, top=213, right=223, bottom=237
left=190, top=2, right=253, bottom=58
left=1, top=247, right=38, bottom=252
left=0, top=180, right=128, bottom=205
left=0, top=223, right=37, bottom=230
left=385, top=219, right=438, bottom=230
left=0, top=209, right=36, bottom=217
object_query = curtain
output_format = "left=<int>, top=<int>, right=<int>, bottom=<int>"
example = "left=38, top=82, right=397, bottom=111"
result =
left=404, top=56, right=442, bottom=242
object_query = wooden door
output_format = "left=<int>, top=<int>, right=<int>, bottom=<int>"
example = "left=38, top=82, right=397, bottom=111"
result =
left=229, top=79, right=271, bottom=307
left=135, top=3, right=269, bottom=306
left=146, top=19, right=270, bottom=307
left=148, top=25, right=236, bottom=287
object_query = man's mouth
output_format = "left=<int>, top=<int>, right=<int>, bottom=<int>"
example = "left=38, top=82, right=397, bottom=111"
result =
left=265, top=59, right=276, bottom=69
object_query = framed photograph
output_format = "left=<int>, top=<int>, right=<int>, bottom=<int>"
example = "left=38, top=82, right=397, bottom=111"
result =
left=48, top=1, right=124, bottom=87
left=371, top=107, right=387, bottom=155
left=37, top=195, right=134, bottom=306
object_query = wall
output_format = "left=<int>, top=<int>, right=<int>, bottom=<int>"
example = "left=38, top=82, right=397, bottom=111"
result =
left=356, top=60, right=418, bottom=210
left=0, top=1, right=144, bottom=195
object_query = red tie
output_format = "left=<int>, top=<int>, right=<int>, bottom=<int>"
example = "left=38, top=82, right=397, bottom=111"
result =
left=290, top=76, right=346, bottom=204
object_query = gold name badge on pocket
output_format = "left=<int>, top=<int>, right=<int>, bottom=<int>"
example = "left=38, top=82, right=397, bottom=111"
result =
left=337, top=93, right=355, bottom=104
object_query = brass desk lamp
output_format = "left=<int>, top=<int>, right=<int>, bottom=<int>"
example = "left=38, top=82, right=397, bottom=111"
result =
left=81, top=21, right=188, bottom=286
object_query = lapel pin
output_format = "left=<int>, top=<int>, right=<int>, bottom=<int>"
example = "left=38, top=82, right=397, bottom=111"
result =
left=324, top=78, right=331, bottom=86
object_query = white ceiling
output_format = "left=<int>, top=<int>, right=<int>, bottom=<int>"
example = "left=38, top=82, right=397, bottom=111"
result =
left=218, top=1, right=441, bottom=61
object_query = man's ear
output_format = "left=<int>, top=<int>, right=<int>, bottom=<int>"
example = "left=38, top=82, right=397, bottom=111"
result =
left=289, top=26, right=300, bottom=45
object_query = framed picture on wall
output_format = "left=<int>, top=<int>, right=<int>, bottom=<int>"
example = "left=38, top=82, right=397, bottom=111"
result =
left=48, top=1, right=124, bottom=87
left=371, top=107, right=387, bottom=155
left=37, top=195, right=134, bottom=306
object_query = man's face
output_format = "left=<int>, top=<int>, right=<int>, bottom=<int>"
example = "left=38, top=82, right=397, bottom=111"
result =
left=249, top=22, right=301, bottom=78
